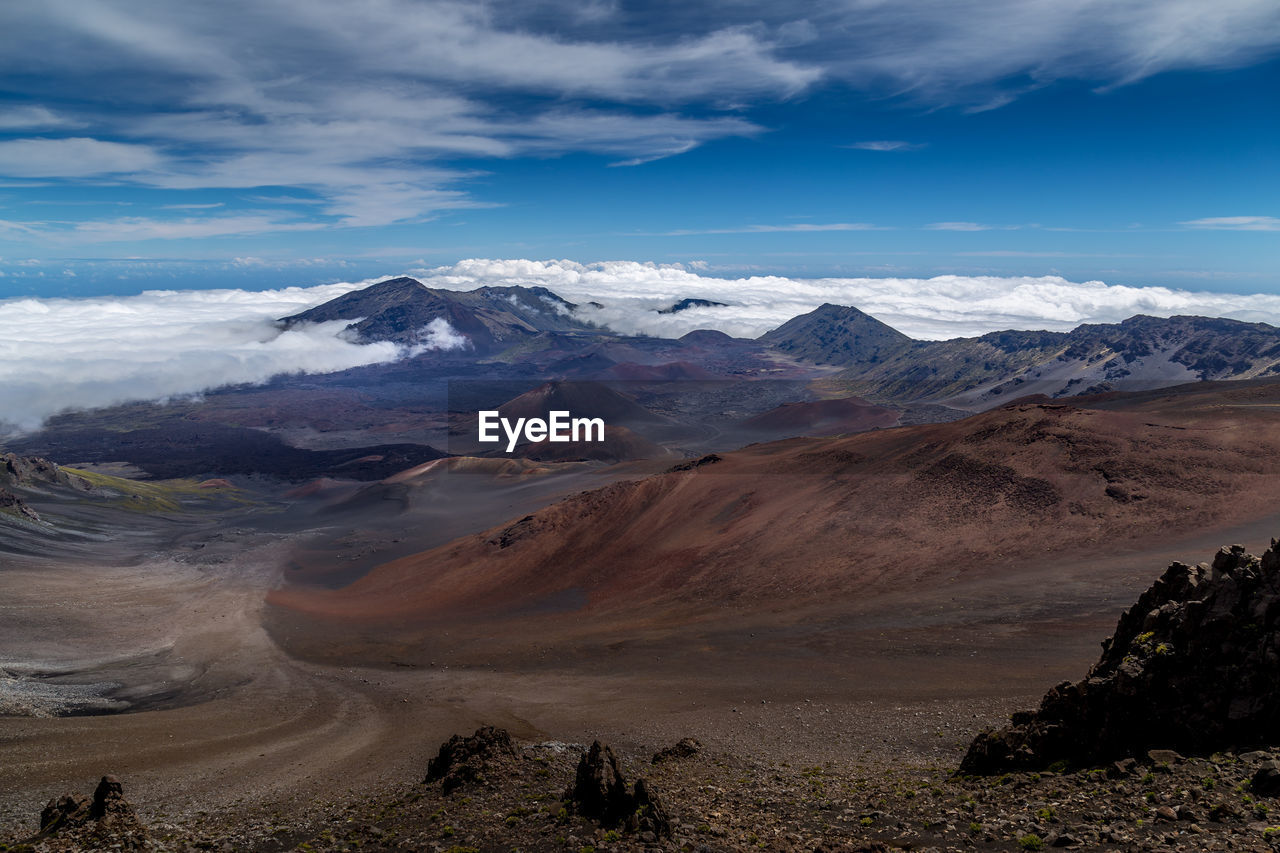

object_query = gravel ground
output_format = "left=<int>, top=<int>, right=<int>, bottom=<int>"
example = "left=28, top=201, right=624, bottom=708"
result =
left=11, top=729, right=1280, bottom=852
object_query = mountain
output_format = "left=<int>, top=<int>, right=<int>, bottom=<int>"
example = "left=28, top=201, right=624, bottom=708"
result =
left=279, top=277, right=594, bottom=355
left=838, top=314, right=1280, bottom=408
left=271, top=379, right=1280, bottom=631
left=758, top=303, right=913, bottom=365
left=658, top=298, right=727, bottom=314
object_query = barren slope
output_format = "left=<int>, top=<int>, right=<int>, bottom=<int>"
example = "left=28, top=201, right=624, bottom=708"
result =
left=271, top=383, right=1280, bottom=643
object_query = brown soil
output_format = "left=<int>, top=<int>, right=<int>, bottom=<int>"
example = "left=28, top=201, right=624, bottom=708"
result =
left=6, top=382, right=1280, bottom=850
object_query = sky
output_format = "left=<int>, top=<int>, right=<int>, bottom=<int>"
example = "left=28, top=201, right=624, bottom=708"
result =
left=0, top=0, right=1277, bottom=296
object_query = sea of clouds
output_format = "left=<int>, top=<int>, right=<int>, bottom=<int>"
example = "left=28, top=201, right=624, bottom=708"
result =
left=422, top=259, right=1280, bottom=341
left=0, top=281, right=457, bottom=433
left=5, top=259, right=1280, bottom=433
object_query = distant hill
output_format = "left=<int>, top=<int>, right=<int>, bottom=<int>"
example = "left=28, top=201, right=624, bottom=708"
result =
left=280, top=277, right=595, bottom=355
left=758, top=303, right=913, bottom=365
left=756, top=304, right=1280, bottom=408
left=658, top=298, right=727, bottom=314
left=836, top=314, right=1280, bottom=408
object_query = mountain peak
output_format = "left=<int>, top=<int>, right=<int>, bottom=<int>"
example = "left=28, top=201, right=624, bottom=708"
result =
left=279, top=277, right=594, bottom=355
left=758, top=303, right=912, bottom=366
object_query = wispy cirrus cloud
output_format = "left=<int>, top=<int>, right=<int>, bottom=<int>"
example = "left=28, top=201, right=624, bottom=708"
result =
left=3, top=214, right=327, bottom=244
left=0, top=1, right=802, bottom=233
left=0, top=137, right=162, bottom=178
left=926, top=222, right=993, bottom=231
left=653, top=223, right=884, bottom=236
left=845, top=141, right=924, bottom=152
left=0, top=105, right=81, bottom=130
left=925, top=222, right=1034, bottom=231
left=0, top=0, right=1276, bottom=245
left=1180, top=216, right=1280, bottom=231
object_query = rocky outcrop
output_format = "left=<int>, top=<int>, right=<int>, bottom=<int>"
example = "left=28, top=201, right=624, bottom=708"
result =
left=1, top=453, right=92, bottom=491
left=652, top=736, right=702, bottom=763
left=0, top=487, right=39, bottom=521
left=423, top=725, right=519, bottom=794
left=961, top=540, right=1280, bottom=774
left=34, top=775, right=148, bottom=850
left=565, top=740, right=671, bottom=838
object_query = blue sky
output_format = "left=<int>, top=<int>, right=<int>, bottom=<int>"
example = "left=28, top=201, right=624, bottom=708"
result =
left=0, top=0, right=1277, bottom=297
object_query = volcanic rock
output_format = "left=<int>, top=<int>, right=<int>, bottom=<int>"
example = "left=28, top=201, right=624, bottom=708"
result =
left=1, top=453, right=92, bottom=492
left=35, top=775, right=148, bottom=849
left=40, top=794, right=90, bottom=833
left=627, top=775, right=672, bottom=838
left=665, top=453, right=720, bottom=472
left=1251, top=760, right=1280, bottom=796
left=424, top=725, right=518, bottom=794
left=0, top=487, right=40, bottom=521
left=652, top=737, right=702, bottom=763
left=565, top=740, right=672, bottom=838
left=961, top=539, right=1280, bottom=774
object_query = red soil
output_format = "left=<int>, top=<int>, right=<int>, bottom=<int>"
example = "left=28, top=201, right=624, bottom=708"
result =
left=271, top=386, right=1280, bottom=643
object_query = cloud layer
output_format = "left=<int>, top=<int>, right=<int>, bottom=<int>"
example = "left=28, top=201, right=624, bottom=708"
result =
left=416, top=259, right=1280, bottom=340
left=6, top=260, right=1280, bottom=432
left=0, top=281, right=403, bottom=433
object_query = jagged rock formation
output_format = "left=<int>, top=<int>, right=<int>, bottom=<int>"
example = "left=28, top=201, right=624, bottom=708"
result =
left=34, top=775, right=148, bottom=850
left=423, top=725, right=519, bottom=794
left=565, top=740, right=672, bottom=838
left=961, top=540, right=1280, bottom=774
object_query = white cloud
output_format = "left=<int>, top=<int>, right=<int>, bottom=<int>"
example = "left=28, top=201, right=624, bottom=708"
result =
left=0, top=280, right=409, bottom=433
left=825, top=0, right=1280, bottom=106
left=408, top=317, right=471, bottom=354
left=0, top=137, right=162, bottom=178
left=69, top=214, right=326, bottom=241
left=0, top=2, right=803, bottom=229
left=2, top=215, right=328, bottom=244
left=926, top=221, right=993, bottom=231
left=845, top=141, right=924, bottom=152
left=410, top=258, right=1280, bottom=340
left=0, top=0, right=1274, bottom=234
left=1180, top=216, right=1280, bottom=231
left=657, top=223, right=883, bottom=236
left=0, top=105, right=80, bottom=130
